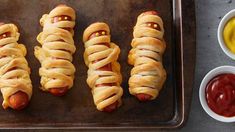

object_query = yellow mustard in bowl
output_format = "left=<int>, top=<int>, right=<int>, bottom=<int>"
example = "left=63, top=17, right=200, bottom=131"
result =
left=223, top=17, right=235, bottom=54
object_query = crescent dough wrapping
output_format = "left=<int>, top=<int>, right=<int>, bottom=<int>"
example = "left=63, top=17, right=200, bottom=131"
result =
left=128, top=12, right=167, bottom=100
left=0, top=24, right=32, bottom=109
left=83, top=22, right=123, bottom=111
left=34, top=5, right=76, bottom=91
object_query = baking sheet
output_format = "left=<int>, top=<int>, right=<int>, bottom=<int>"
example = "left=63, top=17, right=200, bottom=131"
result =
left=0, top=0, right=195, bottom=129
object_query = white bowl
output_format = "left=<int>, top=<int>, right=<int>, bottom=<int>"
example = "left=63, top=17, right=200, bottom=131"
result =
left=199, top=66, right=235, bottom=122
left=218, top=9, right=235, bottom=60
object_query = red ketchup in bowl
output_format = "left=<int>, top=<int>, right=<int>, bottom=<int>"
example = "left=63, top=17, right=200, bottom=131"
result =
left=206, top=73, right=235, bottom=117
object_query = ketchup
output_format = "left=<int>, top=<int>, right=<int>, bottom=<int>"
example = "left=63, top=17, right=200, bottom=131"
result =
left=206, top=74, right=235, bottom=117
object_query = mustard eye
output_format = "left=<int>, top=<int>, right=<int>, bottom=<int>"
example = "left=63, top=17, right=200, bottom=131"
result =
left=101, top=31, right=106, bottom=35
left=153, top=24, right=158, bottom=28
left=95, top=32, right=99, bottom=37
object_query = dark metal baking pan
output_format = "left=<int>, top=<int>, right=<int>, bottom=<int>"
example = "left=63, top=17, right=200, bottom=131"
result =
left=0, top=0, right=195, bottom=129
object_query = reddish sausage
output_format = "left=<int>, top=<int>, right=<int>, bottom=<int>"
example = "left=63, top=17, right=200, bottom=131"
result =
left=0, top=23, right=11, bottom=40
left=95, top=76, right=118, bottom=112
left=52, top=14, right=72, bottom=32
left=0, top=22, right=4, bottom=26
left=49, top=87, right=68, bottom=96
left=8, top=91, right=29, bottom=110
left=53, top=5, right=72, bottom=23
left=89, top=30, right=118, bottom=112
left=142, top=11, right=161, bottom=31
left=0, top=23, right=29, bottom=110
left=52, top=15, right=72, bottom=23
left=136, top=93, right=152, bottom=102
left=134, top=11, right=158, bottom=101
left=103, top=101, right=118, bottom=113
left=142, top=11, right=158, bottom=16
left=0, top=32, right=10, bottom=40
left=48, top=9, right=73, bottom=96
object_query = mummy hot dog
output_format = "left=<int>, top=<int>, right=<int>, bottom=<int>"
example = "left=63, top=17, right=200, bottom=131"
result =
left=128, top=11, right=167, bottom=101
left=34, top=5, right=76, bottom=96
left=0, top=23, right=32, bottom=110
left=83, top=22, right=123, bottom=112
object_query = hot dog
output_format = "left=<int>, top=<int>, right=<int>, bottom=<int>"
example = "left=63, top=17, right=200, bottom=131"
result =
left=136, top=93, right=152, bottom=102
left=0, top=23, right=30, bottom=110
left=45, top=5, right=73, bottom=96
left=88, top=30, right=118, bottom=112
left=142, top=11, right=161, bottom=31
left=142, top=10, right=158, bottom=16
left=6, top=67, right=29, bottom=110
left=48, top=87, right=68, bottom=96
left=52, top=4, right=72, bottom=32
left=133, top=11, right=161, bottom=102
left=8, top=91, right=29, bottom=110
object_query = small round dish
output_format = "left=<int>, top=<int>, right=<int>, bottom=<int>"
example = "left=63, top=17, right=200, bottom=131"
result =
left=199, top=66, right=235, bottom=122
left=218, top=9, right=235, bottom=60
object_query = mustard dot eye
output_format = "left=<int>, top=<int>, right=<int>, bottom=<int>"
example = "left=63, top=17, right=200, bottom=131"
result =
left=95, top=32, right=100, bottom=36
left=2, top=34, right=6, bottom=38
left=101, top=31, right=106, bottom=35
left=147, top=23, right=151, bottom=27
left=64, top=16, right=68, bottom=20
left=58, top=17, right=62, bottom=20
left=153, top=24, right=158, bottom=28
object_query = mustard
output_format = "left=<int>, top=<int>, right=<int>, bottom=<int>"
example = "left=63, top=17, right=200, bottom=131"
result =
left=223, top=17, right=235, bottom=54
